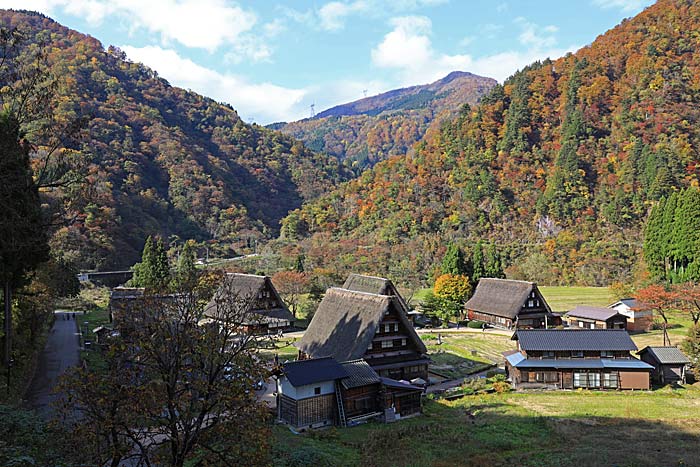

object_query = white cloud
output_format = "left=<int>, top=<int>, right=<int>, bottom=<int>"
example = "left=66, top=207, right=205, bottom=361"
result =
left=0, top=0, right=266, bottom=55
left=283, top=0, right=446, bottom=32
left=515, top=17, right=559, bottom=49
left=591, top=0, right=651, bottom=13
left=371, top=15, right=576, bottom=84
left=318, top=1, right=369, bottom=31
left=120, top=45, right=307, bottom=123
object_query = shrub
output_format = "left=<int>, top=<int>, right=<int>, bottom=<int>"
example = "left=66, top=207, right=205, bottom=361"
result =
left=467, top=320, right=486, bottom=329
left=492, top=381, right=511, bottom=393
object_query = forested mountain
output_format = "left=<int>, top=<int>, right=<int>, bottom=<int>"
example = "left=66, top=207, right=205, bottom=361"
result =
left=275, top=71, right=496, bottom=168
left=2, top=10, right=348, bottom=269
left=281, top=0, right=700, bottom=286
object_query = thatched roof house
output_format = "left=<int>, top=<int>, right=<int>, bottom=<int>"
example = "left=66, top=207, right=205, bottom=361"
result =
left=464, top=278, right=559, bottom=329
left=203, top=273, right=294, bottom=332
left=342, top=274, right=410, bottom=313
left=297, top=286, right=428, bottom=381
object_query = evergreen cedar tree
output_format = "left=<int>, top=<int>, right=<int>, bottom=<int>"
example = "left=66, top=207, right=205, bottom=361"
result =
left=644, top=187, right=700, bottom=283
left=0, top=112, right=49, bottom=369
left=129, top=236, right=171, bottom=290
left=283, top=0, right=700, bottom=286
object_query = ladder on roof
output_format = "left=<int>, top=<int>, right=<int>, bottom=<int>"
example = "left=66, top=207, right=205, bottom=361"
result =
left=335, top=382, right=347, bottom=428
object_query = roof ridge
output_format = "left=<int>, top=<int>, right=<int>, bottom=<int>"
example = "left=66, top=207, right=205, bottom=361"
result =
left=226, top=272, right=266, bottom=278
left=480, top=277, right=535, bottom=285
left=328, top=287, right=393, bottom=300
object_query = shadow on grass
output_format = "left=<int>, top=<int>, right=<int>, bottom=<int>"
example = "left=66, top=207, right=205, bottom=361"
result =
left=429, top=352, right=491, bottom=379
left=272, top=398, right=700, bottom=467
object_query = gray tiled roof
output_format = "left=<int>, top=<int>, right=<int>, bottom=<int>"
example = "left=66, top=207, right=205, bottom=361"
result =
left=639, top=346, right=690, bottom=364
left=282, top=357, right=348, bottom=386
left=340, top=359, right=381, bottom=389
left=513, top=358, right=653, bottom=370
left=515, top=329, right=637, bottom=351
left=566, top=305, right=623, bottom=321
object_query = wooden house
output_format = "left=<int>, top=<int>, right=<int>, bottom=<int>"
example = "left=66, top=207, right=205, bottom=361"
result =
left=276, top=357, right=422, bottom=429
left=338, top=359, right=383, bottom=421
left=638, top=346, right=690, bottom=385
left=565, top=306, right=627, bottom=330
left=276, top=357, right=348, bottom=430
left=108, top=287, right=145, bottom=324
left=609, top=298, right=654, bottom=331
left=505, top=329, right=652, bottom=390
left=297, top=286, right=429, bottom=382
left=464, top=278, right=560, bottom=329
left=203, top=273, right=294, bottom=334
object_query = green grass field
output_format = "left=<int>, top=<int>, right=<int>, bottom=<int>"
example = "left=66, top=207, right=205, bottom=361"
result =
left=538, top=286, right=612, bottom=312
left=272, top=386, right=700, bottom=467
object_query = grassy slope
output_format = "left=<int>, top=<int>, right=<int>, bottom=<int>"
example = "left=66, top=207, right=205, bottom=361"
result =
left=273, top=387, right=700, bottom=467
left=538, top=286, right=612, bottom=312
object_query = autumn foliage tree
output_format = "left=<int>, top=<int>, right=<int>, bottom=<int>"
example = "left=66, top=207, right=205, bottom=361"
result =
left=432, top=273, right=473, bottom=322
left=272, top=270, right=310, bottom=318
left=59, top=275, right=271, bottom=467
left=635, top=284, right=679, bottom=345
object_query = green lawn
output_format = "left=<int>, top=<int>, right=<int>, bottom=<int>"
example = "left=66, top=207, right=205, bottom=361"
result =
left=423, top=332, right=515, bottom=378
left=259, top=336, right=300, bottom=363
left=272, top=386, right=700, bottom=467
left=538, top=286, right=612, bottom=312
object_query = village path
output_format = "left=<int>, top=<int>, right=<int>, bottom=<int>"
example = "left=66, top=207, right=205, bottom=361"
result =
left=24, top=311, right=81, bottom=417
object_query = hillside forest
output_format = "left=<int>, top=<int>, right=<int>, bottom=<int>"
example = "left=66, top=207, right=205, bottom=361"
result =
left=279, top=0, right=700, bottom=287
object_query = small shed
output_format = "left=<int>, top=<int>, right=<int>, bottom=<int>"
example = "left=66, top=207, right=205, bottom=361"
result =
left=380, top=377, right=423, bottom=419
left=638, top=346, right=690, bottom=385
left=565, top=306, right=627, bottom=330
left=339, top=359, right=383, bottom=423
left=276, top=357, right=348, bottom=430
left=609, top=298, right=654, bottom=331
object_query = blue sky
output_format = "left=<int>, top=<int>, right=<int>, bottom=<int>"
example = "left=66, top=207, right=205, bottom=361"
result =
left=3, top=0, right=655, bottom=123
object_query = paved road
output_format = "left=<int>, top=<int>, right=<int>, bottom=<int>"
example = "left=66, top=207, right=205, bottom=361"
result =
left=25, top=311, right=81, bottom=416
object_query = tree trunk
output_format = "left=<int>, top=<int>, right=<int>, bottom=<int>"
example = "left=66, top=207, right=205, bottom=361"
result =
left=4, top=281, right=11, bottom=368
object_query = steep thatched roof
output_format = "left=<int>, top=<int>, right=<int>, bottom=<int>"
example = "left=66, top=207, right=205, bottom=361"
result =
left=297, top=288, right=426, bottom=361
left=465, top=278, right=550, bottom=319
left=203, top=273, right=293, bottom=324
left=342, top=273, right=410, bottom=313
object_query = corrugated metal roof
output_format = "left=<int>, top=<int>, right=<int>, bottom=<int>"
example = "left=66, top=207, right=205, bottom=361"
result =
left=514, top=358, right=652, bottom=370
left=639, top=346, right=690, bottom=364
left=282, top=357, right=348, bottom=386
left=515, top=329, right=637, bottom=351
left=380, top=377, right=423, bottom=391
left=505, top=352, right=525, bottom=366
left=566, top=305, right=622, bottom=321
left=340, top=359, right=381, bottom=389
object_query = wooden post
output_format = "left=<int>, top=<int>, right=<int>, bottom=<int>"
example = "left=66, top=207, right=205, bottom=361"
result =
left=4, top=281, right=11, bottom=394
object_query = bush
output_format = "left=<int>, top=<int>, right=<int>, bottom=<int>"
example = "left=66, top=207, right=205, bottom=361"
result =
left=492, top=381, right=511, bottom=393
left=467, top=320, right=486, bottom=329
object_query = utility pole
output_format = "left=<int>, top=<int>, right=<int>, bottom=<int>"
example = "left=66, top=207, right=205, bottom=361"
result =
left=309, top=103, right=315, bottom=118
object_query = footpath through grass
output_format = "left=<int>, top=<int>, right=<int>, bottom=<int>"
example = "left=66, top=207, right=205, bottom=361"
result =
left=272, top=386, right=700, bottom=467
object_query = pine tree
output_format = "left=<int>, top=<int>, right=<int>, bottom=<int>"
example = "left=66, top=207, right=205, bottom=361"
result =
left=441, top=243, right=467, bottom=276
left=0, top=111, right=50, bottom=370
left=662, top=192, right=679, bottom=278
left=471, top=241, right=486, bottom=284
left=484, top=243, right=505, bottom=278
left=174, top=241, right=197, bottom=289
left=152, top=238, right=170, bottom=289
left=294, top=254, right=305, bottom=273
left=643, top=197, right=666, bottom=281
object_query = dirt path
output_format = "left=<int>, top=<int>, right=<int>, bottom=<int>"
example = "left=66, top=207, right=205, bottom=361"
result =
left=24, top=311, right=81, bottom=417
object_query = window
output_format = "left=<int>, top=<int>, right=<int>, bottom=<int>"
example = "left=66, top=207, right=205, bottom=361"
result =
left=401, top=338, right=407, bottom=347
left=578, top=321, right=584, bottom=328
left=590, top=323, right=595, bottom=329
left=601, top=351, right=614, bottom=358
left=367, top=341, right=374, bottom=351
left=571, top=351, right=584, bottom=358
left=574, top=372, right=601, bottom=388
left=603, top=372, right=618, bottom=388
left=314, top=387, right=321, bottom=395
left=528, top=299, right=534, bottom=307
left=381, top=340, right=393, bottom=349
left=543, top=351, right=555, bottom=358
left=393, top=323, right=399, bottom=332
left=384, top=324, right=391, bottom=333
